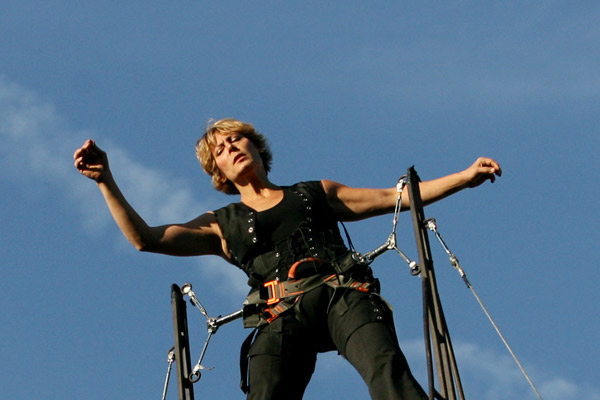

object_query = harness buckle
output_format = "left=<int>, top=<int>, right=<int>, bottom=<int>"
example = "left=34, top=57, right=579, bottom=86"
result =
left=263, top=280, right=281, bottom=305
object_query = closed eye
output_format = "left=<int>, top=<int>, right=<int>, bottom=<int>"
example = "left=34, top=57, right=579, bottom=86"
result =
left=214, top=134, right=242, bottom=157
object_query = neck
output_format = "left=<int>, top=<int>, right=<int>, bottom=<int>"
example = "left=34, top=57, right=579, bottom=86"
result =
left=234, top=173, right=280, bottom=203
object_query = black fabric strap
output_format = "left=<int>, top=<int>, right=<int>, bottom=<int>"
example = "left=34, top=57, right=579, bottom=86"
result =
left=239, top=328, right=258, bottom=394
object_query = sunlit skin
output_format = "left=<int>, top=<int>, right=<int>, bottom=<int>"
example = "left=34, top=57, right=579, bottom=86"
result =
left=211, top=133, right=283, bottom=210
left=74, top=135, right=501, bottom=262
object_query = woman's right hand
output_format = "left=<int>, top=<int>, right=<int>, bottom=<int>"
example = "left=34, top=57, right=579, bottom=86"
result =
left=74, top=140, right=110, bottom=182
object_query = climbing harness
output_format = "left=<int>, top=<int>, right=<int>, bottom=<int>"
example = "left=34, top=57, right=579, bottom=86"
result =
left=244, top=255, right=379, bottom=327
left=163, top=265, right=378, bottom=397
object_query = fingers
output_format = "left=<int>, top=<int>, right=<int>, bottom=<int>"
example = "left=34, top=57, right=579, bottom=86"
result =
left=74, top=142, right=89, bottom=170
left=465, top=157, right=502, bottom=188
left=74, top=140, right=103, bottom=160
left=73, top=140, right=107, bottom=178
left=475, top=157, right=502, bottom=177
left=74, top=140, right=93, bottom=161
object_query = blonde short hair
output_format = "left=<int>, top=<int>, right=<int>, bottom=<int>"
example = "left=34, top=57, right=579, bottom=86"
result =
left=196, top=118, right=273, bottom=194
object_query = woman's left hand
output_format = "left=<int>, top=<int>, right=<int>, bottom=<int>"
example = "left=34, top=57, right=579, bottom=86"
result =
left=463, top=157, right=502, bottom=188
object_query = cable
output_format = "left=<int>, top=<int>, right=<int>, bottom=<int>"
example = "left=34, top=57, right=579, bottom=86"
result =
left=424, top=218, right=543, bottom=400
left=161, top=347, right=175, bottom=400
left=179, top=283, right=243, bottom=383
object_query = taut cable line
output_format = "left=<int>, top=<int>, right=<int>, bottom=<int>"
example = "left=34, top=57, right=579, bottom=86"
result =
left=180, top=283, right=244, bottom=383
left=357, top=166, right=543, bottom=399
left=355, top=169, right=465, bottom=399
left=424, top=218, right=543, bottom=400
left=164, top=283, right=243, bottom=399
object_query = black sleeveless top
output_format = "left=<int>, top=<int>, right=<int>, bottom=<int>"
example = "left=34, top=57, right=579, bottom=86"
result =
left=255, top=189, right=308, bottom=248
left=213, top=181, right=349, bottom=287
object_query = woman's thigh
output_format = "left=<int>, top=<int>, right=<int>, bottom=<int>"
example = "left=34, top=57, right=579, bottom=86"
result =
left=247, top=348, right=317, bottom=400
left=343, top=322, right=427, bottom=400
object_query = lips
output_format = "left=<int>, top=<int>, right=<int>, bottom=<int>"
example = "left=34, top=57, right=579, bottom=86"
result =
left=233, top=153, right=246, bottom=164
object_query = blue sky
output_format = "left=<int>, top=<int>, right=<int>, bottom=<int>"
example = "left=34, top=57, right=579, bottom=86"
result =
left=1, top=1, right=598, bottom=399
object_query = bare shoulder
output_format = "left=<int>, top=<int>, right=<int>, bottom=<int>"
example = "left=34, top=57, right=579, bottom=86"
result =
left=193, top=211, right=231, bottom=260
left=320, top=179, right=396, bottom=221
left=183, top=211, right=220, bottom=230
left=320, top=179, right=352, bottom=209
left=320, top=179, right=347, bottom=196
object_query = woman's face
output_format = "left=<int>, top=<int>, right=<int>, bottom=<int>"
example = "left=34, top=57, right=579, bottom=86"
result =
left=212, top=132, right=263, bottom=183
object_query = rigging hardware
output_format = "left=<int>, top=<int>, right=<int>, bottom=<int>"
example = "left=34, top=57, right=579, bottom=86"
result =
left=424, top=218, right=543, bottom=400
left=358, top=176, right=419, bottom=275
left=180, top=283, right=243, bottom=382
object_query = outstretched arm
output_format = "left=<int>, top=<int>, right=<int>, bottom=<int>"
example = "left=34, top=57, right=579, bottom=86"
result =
left=323, top=157, right=502, bottom=221
left=73, top=140, right=226, bottom=258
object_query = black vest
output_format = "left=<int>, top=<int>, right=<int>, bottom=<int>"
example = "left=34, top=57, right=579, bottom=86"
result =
left=213, top=181, right=349, bottom=288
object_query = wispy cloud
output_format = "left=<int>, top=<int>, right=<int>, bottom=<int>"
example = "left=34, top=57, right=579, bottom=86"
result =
left=198, top=256, right=249, bottom=303
left=0, top=77, right=74, bottom=181
left=0, top=76, right=247, bottom=290
left=0, top=76, right=210, bottom=227
left=400, top=338, right=600, bottom=400
left=306, top=337, right=600, bottom=400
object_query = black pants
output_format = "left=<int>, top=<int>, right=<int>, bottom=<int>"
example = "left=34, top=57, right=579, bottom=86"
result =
left=246, top=286, right=427, bottom=400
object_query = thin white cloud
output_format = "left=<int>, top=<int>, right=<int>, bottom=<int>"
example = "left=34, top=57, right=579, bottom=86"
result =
left=0, top=76, right=72, bottom=180
left=400, top=338, right=600, bottom=400
left=0, top=76, right=210, bottom=226
left=0, top=75, right=260, bottom=320
left=106, top=145, right=207, bottom=224
left=197, top=256, right=249, bottom=304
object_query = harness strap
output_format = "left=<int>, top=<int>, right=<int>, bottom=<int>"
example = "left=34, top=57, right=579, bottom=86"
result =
left=287, top=257, right=323, bottom=280
left=262, top=271, right=335, bottom=306
left=239, top=328, right=258, bottom=394
left=244, top=275, right=376, bottom=328
left=239, top=267, right=378, bottom=394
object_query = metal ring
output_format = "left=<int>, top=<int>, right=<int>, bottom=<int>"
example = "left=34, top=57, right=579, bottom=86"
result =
left=189, top=370, right=201, bottom=383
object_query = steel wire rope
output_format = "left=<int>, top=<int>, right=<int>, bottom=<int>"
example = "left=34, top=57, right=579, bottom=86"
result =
left=424, top=218, right=543, bottom=400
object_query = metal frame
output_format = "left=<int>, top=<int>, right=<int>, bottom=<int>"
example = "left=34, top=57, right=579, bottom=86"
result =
left=407, top=166, right=465, bottom=400
left=171, top=284, right=196, bottom=400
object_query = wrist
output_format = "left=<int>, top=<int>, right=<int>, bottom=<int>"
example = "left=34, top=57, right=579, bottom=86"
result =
left=96, top=169, right=114, bottom=186
left=453, top=169, right=473, bottom=190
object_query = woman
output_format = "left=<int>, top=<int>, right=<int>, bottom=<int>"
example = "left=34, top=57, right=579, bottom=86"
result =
left=74, top=118, right=501, bottom=400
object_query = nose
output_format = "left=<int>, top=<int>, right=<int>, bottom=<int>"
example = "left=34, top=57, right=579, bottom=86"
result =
left=225, top=141, right=239, bottom=153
